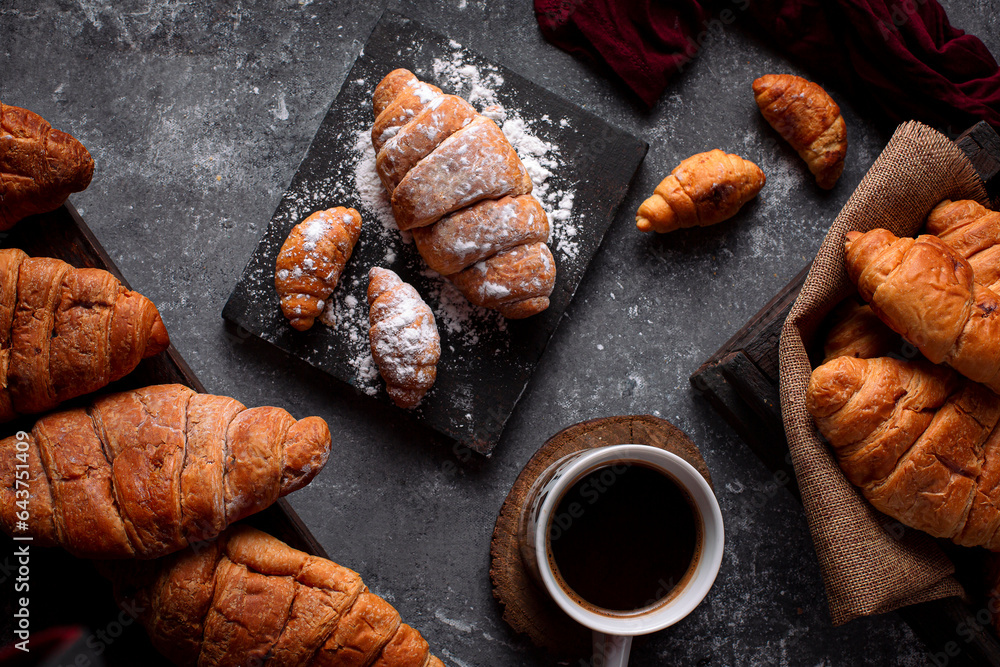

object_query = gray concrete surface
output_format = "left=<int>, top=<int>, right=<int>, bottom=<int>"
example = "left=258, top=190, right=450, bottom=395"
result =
left=4, top=1, right=999, bottom=665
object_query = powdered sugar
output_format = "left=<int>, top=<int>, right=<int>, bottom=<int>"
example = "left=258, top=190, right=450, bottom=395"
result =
left=301, top=213, right=331, bottom=250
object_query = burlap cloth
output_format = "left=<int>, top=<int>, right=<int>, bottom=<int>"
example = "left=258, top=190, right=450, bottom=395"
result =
left=778, top=121, right=991, bottom=626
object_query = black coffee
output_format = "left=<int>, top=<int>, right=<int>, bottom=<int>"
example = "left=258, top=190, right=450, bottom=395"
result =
left=547, top=463, right=701, bottom=612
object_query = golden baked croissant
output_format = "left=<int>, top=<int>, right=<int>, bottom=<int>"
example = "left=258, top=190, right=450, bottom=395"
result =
left=926, top=199, right=1000, bottom=291
left=635, top=149, right=765, bottom=233
left=0, top=248, right=169, bottom=421
left=821, top=296, right=901, bottom=364
left=0, top=384, right=331, bottom=559
left=845, top=228, right=1000, bottom=393
left=807, top=356, right=1000, bottom=549
left=371, top=68, right=555, bottom=319
left=105, top=525, right=446, bottom=667
left=752, top=74, right=847, bottom=189
left=1, top=101, right=94, bottom=229
left=368, top=268, right=440, bottom=409
left=275, top=207, right=363, bottom=331
left=391, top=116, right=533, bottom=230
left=824, top=200, right=1000, bottom=363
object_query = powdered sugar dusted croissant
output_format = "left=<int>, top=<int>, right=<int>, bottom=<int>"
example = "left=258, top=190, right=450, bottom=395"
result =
left=411, top=195, right=549, bottom=276
left=275, top=207, right=362, bottom=331
left=449, top=242, right=556, bottom=319
left=371, top=68, right=555, bottom=319
left=391, top=116, right=532, bottom=231
left=371, top=71, right=443, bottom=153
left=367, top=267, right=440, bottom=409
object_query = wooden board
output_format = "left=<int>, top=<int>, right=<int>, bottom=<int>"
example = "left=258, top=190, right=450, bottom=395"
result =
left=0, top=203, right=327, bottom=665
left=489, top=415, right=711, bottom=657
left=223, top=10, right=648, bottom=455
left=689, top=121, right=1000, bottom=666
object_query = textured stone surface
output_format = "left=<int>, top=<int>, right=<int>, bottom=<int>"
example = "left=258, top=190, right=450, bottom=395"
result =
left=3, top=1, right=999, bottom=665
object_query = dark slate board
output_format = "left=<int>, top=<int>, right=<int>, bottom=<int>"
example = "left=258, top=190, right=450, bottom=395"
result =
left=223, top=11, right=648, bottom=454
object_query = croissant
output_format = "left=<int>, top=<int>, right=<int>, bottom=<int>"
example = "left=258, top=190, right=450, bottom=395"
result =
left=411, top=195, right=549, bottom=276
left=845, top=228, right=1000, bottom=393
left=275, top=207, right=363, bottom=331
left=371, top=69, right=555, bottom=319
left=0, top=248, right=169, bottom=420
left=807, top=356, right=1000, bottom=549
left=926, top=199, right=1000, bottom=291
left=1, top=101, right=94, bottom=229
left=371, top=71, right=444, bottom=153
left=824, top=200, right=1000, bottom=362
left=0, top=384, right=331, bottom=559
left=104, top=525, right=446, bottom=667
left=391, top=116, right=533, bottom=231
left=449, top=242, right=556, bottom=319
left=752, top=74, right=847, bottom=189
left=821, top=296, right=900, bottom=364
left=635, top=149, right=765, bottom=233
left=376, top=95, right=478, bottom=196
left=368, top=268, right=440, bottom=409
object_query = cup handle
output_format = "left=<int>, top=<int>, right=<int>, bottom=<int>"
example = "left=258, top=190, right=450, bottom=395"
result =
left=593, top=631, right=632, bottom=667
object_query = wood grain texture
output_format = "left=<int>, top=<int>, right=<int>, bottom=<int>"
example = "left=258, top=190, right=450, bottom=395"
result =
left=490, top=415, right=710, bottom=656
left=957, top=122, right=1000, bottom=209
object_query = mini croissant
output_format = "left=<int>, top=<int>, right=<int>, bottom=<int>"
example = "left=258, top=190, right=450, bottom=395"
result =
left=0, top=384, right=331, bottom=559
left=845, top=228, right=1000, bottom=393
left=368, top=267, right=440, bottom=409
left=752, top=74, right=847, bottom=189
left=1, top=101, right=94, bottom=229
left=105, top=525, right=447, bottom=667
left=0, top=248, right=169, bottom=421
left=636, top=149, right=765, bottom=233
left=275, top=207, right=362, bottom=331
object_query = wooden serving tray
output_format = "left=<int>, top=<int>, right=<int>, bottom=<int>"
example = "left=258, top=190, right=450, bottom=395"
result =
left=223, top=11, right=648, bottom=455
left=690, top=121, right=1000, bottom=666
left=0, top=203, right=326, bottom=664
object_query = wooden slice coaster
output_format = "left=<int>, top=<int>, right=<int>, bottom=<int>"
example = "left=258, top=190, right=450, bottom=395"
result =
left=489, top=415, right=713, bottom=656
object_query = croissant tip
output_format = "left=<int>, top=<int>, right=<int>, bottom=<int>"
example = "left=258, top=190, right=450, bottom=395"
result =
left=289, top=317, right=314, bottom=332
left=636, top=217, right=652, bottom=232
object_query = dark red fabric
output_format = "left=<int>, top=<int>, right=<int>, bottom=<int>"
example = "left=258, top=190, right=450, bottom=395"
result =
left=534, top=0, right=1000, bottom=130
left=535, top=0, right=710, bottom=107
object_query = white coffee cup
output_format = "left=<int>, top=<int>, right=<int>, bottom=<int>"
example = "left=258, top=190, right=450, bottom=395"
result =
left=518, top=444, right=725, bottom=667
